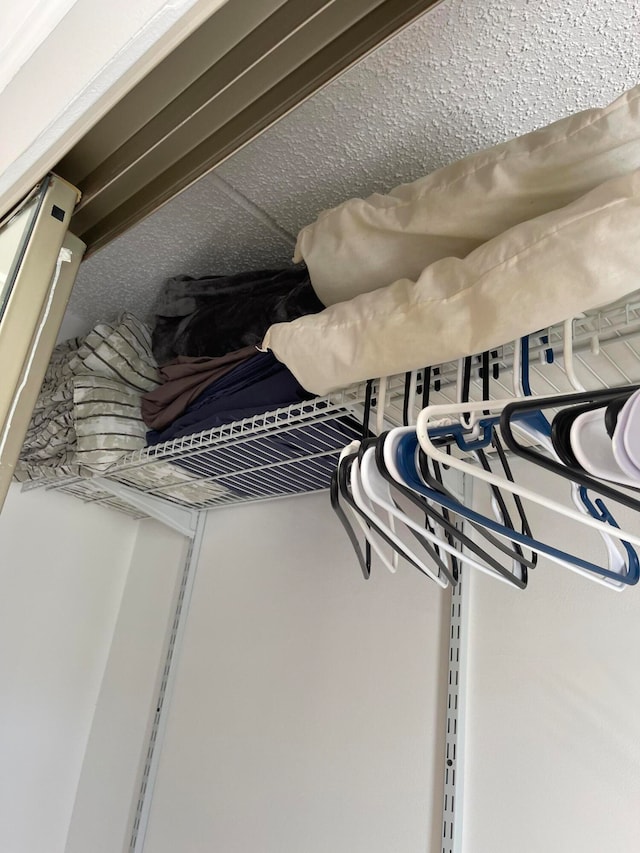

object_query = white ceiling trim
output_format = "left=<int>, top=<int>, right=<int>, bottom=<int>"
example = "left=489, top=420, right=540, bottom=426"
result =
left=0, top=0, right=229, bottom=219
left=0, top=0, right=79, bottom=95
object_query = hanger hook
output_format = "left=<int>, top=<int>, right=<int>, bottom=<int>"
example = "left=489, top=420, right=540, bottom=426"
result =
left=563, top=318, right=586, bottom=392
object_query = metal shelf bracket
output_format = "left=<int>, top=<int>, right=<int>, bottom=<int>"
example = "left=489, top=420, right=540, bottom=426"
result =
left=93, top=477, right=199, bottom=537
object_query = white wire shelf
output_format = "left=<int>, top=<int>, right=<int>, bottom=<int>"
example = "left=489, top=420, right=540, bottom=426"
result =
left=51, top=478, right=150, bottom=519
left=23, top=297, right=640, bottom=519
left=43, top=395, right=367, bottom=517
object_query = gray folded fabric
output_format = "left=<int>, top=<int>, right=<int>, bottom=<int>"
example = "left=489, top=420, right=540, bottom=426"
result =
left=151, top=266, right=324, bottom=364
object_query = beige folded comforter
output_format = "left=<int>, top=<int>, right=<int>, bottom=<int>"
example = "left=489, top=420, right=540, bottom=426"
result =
left=263, top=84, right=640, bottom=394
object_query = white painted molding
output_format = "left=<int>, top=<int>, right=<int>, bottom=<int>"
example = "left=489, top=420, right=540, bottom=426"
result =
left=0, top=0, right=228, bottom=218
left=0, top=0, right=79, bottom=95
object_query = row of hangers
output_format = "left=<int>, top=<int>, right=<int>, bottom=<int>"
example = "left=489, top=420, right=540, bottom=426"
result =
left=331, top=319, right=640, bottom=592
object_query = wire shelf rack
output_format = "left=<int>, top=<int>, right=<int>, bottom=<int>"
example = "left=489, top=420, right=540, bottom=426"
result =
left=26, top=297, right=640, bottom=519
left=45, top=395, right=366, bottom=517
left=52, top=478, right=150, bottom=519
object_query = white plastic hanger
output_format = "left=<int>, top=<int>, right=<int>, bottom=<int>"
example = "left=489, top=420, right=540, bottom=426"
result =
left=508, top=412, right=626, bottom=591
left=561, top=317, right=635, bottom=485
left=355, top=446, right=451, bottom=585
left=337, top=442, right=398, bottom=574
left=382, top=428, right=532, bottom=586
left=415, top=397, right=640, bottom=550
left=562, top=317, right=586, bottom=392
left=617, top=388, right=640, bottom=475
left=570, top=408, right=638, bottom=487
left=555, top=326, right=632, bottom=587
left=349, top=454, right=400, bottom=574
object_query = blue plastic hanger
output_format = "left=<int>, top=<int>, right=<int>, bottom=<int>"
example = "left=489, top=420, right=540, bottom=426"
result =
left=401, top=336, right=639, bottom=584
left=395, top=431, right=638, bottom=584
left=515, top=335, right=639, bottom=583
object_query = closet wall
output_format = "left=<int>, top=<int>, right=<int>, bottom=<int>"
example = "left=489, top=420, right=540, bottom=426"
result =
left=0, top=486, right=137, bottom=853
left=140, top=494, right=449, bottom=853
left=0, top=487, right=186, bottom=853
left=464, top=461, right=640, bottom=853
left=65, top=521, right=187, bottom=853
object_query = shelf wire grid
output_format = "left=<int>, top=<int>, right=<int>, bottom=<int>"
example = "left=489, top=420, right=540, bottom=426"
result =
left=29, top=297, right=640, bottom=518
left=49, top=395, right=369, bottom=515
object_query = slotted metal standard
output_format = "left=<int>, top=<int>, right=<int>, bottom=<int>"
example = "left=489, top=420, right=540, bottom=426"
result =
left=440, top=474, right=472, bottom=853
left=128, top=512, right=204, bottom=853
left=442, top=570, right=466, bottom=853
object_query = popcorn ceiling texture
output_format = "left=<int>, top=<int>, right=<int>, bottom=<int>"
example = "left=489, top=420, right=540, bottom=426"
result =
left=69, top=0, right=640, bottom=327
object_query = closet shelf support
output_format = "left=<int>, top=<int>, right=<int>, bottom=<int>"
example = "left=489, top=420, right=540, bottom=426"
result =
left=93, top=478, right=199, bottom=537
left=441, top=475, right=471, bottom=853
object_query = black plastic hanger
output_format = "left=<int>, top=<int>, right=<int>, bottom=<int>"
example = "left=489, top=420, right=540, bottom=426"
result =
left=549, top=398, right=620, bottom=470
left=330, top=469, right=370, bottom=579
left=354, top=387, right=456, bottom=582
left=374, top=432, right=533, bottom=587
left=414, top=356, right=535, bottom=579
left=338, top=450, right=455, bottom=581
left=331, top=376, right=452, bottom=582
left=398, top=369, right=458, bottom=582
left=500, top=385, right=640, bottom=511
left=550, top=405, right=586, bottom=468
left=330, top=379, right=376, bottom=578
left=605, top=393, right=633, bottom=438
left=464, top=354, right=535, bottom=565
left=418, top=354, right=536, bottom=576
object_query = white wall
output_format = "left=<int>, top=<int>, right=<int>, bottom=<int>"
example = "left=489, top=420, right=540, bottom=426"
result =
left=65, top=521, right=187, bottom=853
left=0, top=484, right=138, bottom=853
left=55, top=309, right=90, bottom=343
left=129, top=465, right=640, bottom=853
left=463, top=460, right=640, bottom=853
left=0, top=0, right=228, bottom=216
left=0, top=1, right=79, bottom=95
left=141, top=493, right=449, bottom=853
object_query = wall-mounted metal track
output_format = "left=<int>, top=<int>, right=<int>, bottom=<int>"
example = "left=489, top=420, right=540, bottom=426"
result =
left=128, top=512, right=206, bottom=853
left=440, top=497, right=470, bottom=853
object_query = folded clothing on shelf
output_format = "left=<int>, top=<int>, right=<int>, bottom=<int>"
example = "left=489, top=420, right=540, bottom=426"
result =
left=141, top=346, right=257, bottom=431
left=151, top=265, right=323, bottom=364
left=16, top=313, right=160, bottom=482
left=146, top=351, right=313, bottom=446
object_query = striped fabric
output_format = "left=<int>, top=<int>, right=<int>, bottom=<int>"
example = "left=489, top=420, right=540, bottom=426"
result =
left=42, top=336, right=84, bottom=391
left=73, top=374, right=149, bottom=471
left=80, top=313, right=159, bottom=391
left=66, top=323, right=114, bottom=376
left=13, top=461, right=81, bottom=483
left=16, top=313, right=160, bottom=481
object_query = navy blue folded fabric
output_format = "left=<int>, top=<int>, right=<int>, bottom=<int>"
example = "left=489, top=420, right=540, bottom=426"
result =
left=146, top=351, right=313, bottom=445
left=176, top=415, right=362, bottom=498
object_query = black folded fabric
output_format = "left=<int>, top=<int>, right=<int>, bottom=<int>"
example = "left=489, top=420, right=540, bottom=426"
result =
left=152, top=265, right=323, bottom=364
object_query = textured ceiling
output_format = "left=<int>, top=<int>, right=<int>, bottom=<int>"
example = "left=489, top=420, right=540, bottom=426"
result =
left=69, top=0, right=640, bottom=328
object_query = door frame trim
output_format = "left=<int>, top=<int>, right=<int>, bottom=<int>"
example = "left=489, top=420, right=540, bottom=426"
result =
left=0, top=0, right=229, bottom=220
